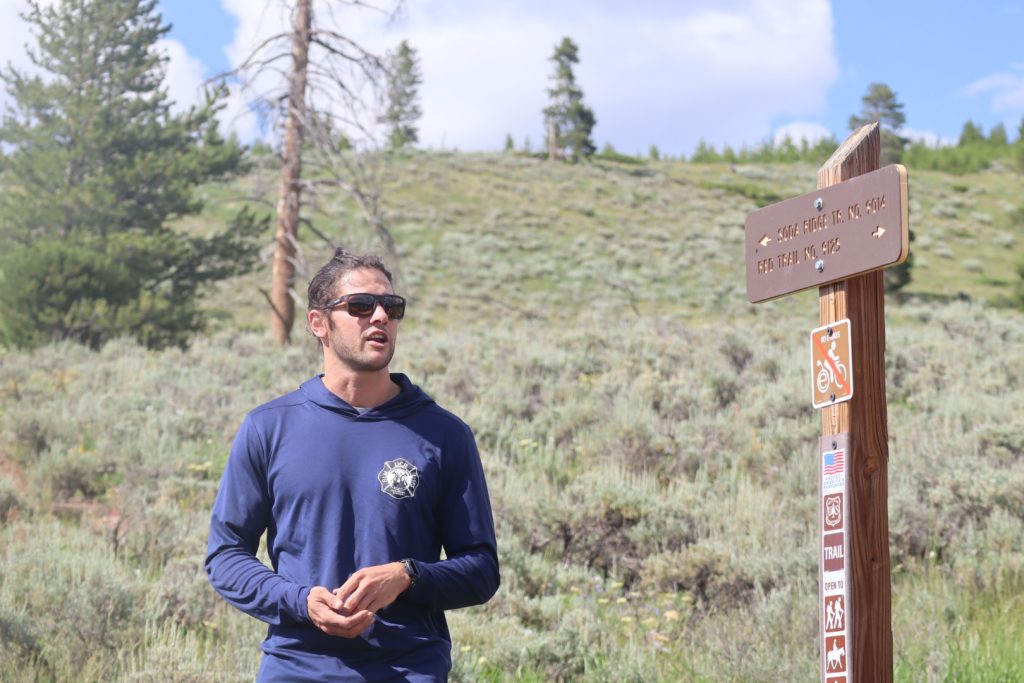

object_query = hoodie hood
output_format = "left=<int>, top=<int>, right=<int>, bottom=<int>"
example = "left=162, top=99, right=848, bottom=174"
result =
left=298, top=373, right=435, bottom=421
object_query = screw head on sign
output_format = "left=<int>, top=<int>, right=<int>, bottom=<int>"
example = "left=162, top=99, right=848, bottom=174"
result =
left=814, top=198, right=824, bottom=211
left=830, top=393, right=836, bottom=402
left=815, top=259, right=825, bottom=273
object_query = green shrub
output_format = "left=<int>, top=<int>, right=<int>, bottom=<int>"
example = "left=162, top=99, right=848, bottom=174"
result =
left=0, top=238, right=140, bottom=350
left=1016, top=260, right=1024, bottom=310
left=37, top=446, right=120, bottom=502
left=0, top=522, right=146, bottom=680
left=0, top=476, right=22, bottom=522
left=903, top=141, right=1019, bottom=175
left=0, top=210, right=265, bottom=351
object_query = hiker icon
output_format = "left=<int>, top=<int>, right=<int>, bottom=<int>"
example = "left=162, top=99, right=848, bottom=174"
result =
left=826, top=596, right=845, bottom=631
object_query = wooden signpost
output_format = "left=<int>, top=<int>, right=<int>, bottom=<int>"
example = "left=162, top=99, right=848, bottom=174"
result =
left=745, top=164, right=908, bottom=303
left=744, top=123, right=904, bottom=683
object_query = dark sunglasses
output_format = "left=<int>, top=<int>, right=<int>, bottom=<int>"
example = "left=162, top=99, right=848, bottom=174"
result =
left=322, top=293, right=406, bottom=319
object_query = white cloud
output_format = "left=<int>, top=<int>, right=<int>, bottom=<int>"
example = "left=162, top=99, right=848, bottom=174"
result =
left=901, top=127, right=954, bottom=148
left=157, top=38, right=207, bottom=113
left=217, top=0, right=839, bottom=153
left=221, top=0, right=293, bottom=70
left=404, top=18, right=554, bottom=151
left=580, top=0, right=838, bottom=155
left=0, top=0, right=36, bottom=113
left=965, top=67, right=1024, bottom=113
left=406, top=0, right=839, bottom=154
left=1, top=0, right=841, bottom=153
left=772, top=121, right=832, bottom=146
left=219, top=0, right=396, bottom=144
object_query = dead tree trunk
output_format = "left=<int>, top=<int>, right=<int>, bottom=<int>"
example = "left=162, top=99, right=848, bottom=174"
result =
left=270, top=0, right=312, bottom=345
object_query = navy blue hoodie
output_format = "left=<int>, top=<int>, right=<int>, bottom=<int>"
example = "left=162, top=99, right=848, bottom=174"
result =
left=206, top=374, right=499, bottom=681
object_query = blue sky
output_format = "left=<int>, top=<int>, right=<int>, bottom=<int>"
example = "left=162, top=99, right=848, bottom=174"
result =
left=826, top=0, right=1024, bottom=146
left=4, top=1, right=1024, bottom=155
left=161, top=1, right=235, bottom=77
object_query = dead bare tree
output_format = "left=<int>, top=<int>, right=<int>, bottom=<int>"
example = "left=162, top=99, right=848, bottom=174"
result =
left=224, top=0, right=402, bottom=345
left=270, top=0, right=311, bottom=346
left=304, top=92, right=398, bottom=262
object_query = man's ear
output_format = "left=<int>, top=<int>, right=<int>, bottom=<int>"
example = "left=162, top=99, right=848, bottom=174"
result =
left=308, top=308, right=329, bottom=343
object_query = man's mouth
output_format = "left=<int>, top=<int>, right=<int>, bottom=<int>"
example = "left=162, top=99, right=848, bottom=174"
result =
left=366, top=331, right=389, bottom=346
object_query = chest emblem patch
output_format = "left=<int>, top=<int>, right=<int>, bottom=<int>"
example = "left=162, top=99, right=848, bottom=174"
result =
left=378, top=458, right=419, bottom=499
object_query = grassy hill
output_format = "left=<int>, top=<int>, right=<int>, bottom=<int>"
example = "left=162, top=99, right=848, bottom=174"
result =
left=195, top=151, right=1024, bottom=329
left=1, top=152, right=1022, bottom=681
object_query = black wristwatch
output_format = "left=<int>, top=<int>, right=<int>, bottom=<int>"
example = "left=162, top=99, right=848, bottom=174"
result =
left=401, top=558, right=419, bottom=590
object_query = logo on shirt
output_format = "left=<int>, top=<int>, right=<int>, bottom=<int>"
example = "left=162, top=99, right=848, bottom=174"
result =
left=378, top=458, right=419, bottom=499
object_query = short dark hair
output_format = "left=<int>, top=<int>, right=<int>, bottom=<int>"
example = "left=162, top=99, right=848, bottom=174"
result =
left=307, top=249, right=394, bottom=311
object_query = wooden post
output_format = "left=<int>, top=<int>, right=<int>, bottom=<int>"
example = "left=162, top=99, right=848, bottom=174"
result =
left=743, top=122, right=904, bottom=680
left=817, top=122, right=893, bottom=682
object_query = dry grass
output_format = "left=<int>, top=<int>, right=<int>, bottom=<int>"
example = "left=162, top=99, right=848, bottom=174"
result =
left=1, top=152, right=1022, bottom=681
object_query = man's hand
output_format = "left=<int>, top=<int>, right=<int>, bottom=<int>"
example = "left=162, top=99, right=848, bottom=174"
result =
left=333, top=561, right=411, bottom=615
left=307, top=586, right=374, bottom=638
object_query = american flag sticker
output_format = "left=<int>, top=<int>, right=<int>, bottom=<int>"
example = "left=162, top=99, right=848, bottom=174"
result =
left=823, top=449, right=845, bottom=476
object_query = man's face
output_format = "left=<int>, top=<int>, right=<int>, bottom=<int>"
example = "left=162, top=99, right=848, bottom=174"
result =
left=314, top=268, right=399, bottom=373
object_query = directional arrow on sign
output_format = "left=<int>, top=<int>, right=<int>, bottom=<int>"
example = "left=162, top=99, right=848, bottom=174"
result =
left=745, top=164, right=909, bottom=303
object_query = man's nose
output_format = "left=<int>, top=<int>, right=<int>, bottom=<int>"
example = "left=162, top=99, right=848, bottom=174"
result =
left=370, top=302, right=390, bottom=323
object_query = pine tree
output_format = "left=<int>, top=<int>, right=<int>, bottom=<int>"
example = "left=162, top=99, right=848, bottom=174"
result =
left=849, top=87, right=913, bottom=292
left=1016, top=117, right=1024, bottom=174
left=849, top=83, right=907, bottom=164
left=542, top=37, right=596, bottom=161
left=690, top=139, right=720, bottom=162
left=0, top=0, right=264, bottom=350
left=987, top=122, right=1008, bottom=147
left=958, top=120, right=985, bottom=146
left=381, top=40, right=422, bottom=149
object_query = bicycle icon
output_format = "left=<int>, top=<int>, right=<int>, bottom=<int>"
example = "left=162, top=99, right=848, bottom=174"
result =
left=816, top=341, right=848, bottom=394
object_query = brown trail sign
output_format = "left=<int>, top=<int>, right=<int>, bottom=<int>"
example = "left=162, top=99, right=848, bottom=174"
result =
left=744, top=123, right=898, bottom=683
left=745, top=164, right=908, bottom=303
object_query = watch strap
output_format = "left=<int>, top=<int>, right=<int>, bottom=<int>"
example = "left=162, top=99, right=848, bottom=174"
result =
left=401, top=558, right=419, bottom=590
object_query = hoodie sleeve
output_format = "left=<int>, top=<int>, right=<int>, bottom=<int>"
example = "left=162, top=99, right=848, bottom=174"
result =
left=404, top=421, right=500, bottom=610
left=205, top=415, right=312, bottom=624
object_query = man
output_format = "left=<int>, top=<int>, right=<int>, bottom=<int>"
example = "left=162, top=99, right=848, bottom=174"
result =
left=206, top=249, right=500, bottom=681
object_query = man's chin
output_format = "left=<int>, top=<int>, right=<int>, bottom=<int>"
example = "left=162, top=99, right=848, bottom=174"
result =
left=350, top=352, right=395, bottom=374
